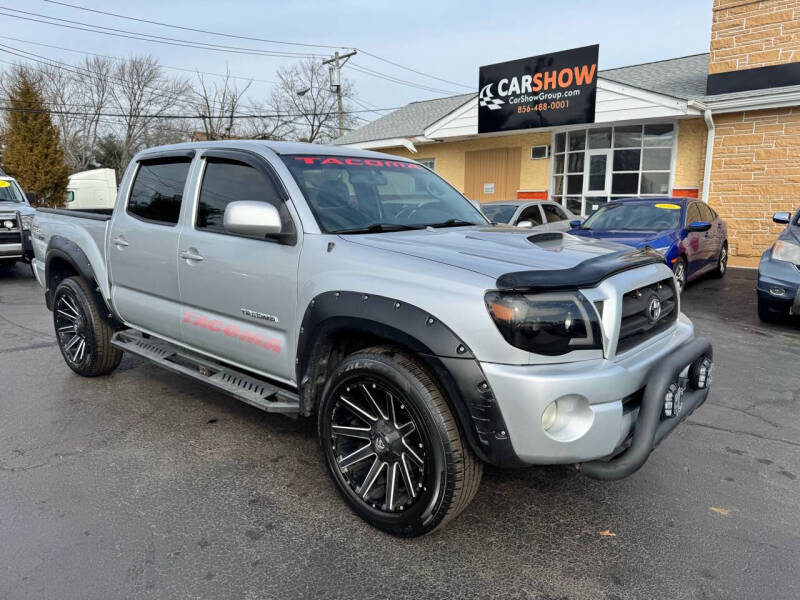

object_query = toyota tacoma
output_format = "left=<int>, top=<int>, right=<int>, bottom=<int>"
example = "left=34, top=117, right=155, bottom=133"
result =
left=31, top=141, right=713, bottom=536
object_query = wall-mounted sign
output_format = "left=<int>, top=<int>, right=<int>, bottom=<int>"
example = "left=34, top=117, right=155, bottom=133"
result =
left=483, top=182, right=495, bottom=194
left=478, top=45, right=599, bottom=134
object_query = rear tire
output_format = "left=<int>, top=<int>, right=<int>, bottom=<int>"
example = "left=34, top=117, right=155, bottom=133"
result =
left=317, top=345, right=482, bottom=537
left=712, top=242, right=728, bottom=278
left=673, top=257, right=687, bottom=293
left=53, top=276, right=122, bottom=377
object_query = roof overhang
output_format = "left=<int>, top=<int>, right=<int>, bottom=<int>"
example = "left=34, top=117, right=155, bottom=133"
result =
left=343, top=78, right=701, bottom=150
left=696, top=84, right=800, bottom=113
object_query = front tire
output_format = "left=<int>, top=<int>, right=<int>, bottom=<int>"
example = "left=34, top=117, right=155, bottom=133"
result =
left=317, top=346, right=482, bottom=537
left=53, top=276, right=122, bottom=377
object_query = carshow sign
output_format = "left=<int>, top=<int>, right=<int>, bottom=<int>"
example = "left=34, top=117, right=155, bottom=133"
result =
left=478, top=45, right=599, bottom=134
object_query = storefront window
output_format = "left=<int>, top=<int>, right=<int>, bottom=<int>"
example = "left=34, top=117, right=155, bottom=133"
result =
left=550, top=122, right=676, bottom=216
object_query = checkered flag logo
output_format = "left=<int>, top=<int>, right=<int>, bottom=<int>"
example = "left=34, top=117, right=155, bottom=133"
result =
left=479, top=83, right=504, bottom=110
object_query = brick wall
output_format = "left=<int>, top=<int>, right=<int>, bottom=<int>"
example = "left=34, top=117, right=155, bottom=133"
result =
left=709, top=0, right=800, bottom=74
left=707, top=107, right=800, bottom=265
left=674, top=118, right=708, bottom=192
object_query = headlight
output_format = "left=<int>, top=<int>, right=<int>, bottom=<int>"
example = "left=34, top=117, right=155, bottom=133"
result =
left=20, top=215, right=33, bottom=230
left=651, top=246, right=671, bottom=256
left=485, top=290, right=603, bottom=356
left=772, top=240, right=800, bottom=264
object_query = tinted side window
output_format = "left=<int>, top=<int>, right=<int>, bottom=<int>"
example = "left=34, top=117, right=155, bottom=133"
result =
left=518, top=205, right=543, bottom=225
left=698, top=202, right=714, bottom=223
left=542, top=203, right=568, bottom=223
left=128, top=158, right=192, bottom=225
left=686, top=203, right=701, bottom=225
left=197, top=158, right=292, bottom=234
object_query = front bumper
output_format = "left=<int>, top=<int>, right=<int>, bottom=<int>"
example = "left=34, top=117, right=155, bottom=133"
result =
left=757, top=252, right=800, bottom=313
left=481, top=317, right=711, bottom=472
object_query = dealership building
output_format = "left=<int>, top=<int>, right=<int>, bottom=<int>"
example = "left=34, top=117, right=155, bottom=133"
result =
left=336, top=0, right=800, bottom=266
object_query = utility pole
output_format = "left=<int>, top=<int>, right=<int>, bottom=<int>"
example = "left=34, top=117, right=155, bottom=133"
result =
left=323, top=49, right=356, bottom=137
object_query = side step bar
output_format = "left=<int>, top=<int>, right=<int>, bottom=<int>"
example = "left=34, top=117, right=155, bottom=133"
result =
left=111, top=329, right=300, bottom=415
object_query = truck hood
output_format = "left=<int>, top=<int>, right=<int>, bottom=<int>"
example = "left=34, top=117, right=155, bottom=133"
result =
left=0, top=201, right=35, bottom=216
left=343, top=226, right=631, bottom=279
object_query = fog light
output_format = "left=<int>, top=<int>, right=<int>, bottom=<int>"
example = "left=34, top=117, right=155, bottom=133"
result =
left=541, top=402, right=558, bottom=430
left=769, top=287, right=786, bottom=297
left=664, top=382, right=685, bottom=418
left=689, top=356, right=713, bottom=390
left=2, top=220, right=13, bottom=229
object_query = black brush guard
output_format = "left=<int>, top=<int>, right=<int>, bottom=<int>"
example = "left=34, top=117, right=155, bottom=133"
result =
left=579, top=337, right=713, bottom=480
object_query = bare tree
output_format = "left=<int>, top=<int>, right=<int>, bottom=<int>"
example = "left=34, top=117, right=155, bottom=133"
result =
left=40, top=56, right=113, bottom=173
left=269, top=58, right=357, bottom=143
left=191, top=68, right=252, bottom=140
left=110, top=55, right=191, bottom=167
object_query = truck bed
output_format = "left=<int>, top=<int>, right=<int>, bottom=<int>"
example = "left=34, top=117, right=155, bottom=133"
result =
left=32, top=207, right=112, bottom=302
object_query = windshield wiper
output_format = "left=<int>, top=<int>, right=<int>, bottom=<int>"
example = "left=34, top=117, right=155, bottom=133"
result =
left=423, top=218, right=478, bottom=229
left=332, top=223, right=421, bottom=234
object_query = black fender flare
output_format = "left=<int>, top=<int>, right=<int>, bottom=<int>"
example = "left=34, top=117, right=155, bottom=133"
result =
left=44, top=236, right=118, bottom=327
left=296, top=291, right=523, bottom=467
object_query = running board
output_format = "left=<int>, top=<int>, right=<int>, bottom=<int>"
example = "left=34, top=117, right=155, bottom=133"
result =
left=111, top=329, right=300, bottom=415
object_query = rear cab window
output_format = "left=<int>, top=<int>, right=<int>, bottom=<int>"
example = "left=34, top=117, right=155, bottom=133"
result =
left=127, top=157, right=193, bottom=225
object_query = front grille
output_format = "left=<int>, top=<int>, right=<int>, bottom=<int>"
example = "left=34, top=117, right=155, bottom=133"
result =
left=617, top=278, right=677, bottom=354
left=0, top=212, right=22, bottom=249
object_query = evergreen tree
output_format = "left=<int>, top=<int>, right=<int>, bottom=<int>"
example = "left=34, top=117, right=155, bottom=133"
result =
left=1, top=67, right=69, bottom=207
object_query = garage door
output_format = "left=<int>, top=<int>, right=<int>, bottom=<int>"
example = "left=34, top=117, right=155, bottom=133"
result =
left=464, top=147, right=521, bottom=202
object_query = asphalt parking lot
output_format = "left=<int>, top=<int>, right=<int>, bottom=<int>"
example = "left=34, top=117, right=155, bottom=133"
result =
left=1, top=264, right=798, bottom=600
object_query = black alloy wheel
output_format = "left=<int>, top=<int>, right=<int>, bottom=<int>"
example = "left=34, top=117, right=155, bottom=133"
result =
left=55, top=285, right=90, bottom=367
left=53, top=276, right=122, bottom=377
left=328, top=378, right=427, bottom=514
left=318, top=346, right=482, bottom=537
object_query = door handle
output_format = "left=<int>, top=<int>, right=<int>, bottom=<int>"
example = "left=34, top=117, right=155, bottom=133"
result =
left=180, top=249, right=204, bottom=262
left=112, top=236, right=129, bottom=248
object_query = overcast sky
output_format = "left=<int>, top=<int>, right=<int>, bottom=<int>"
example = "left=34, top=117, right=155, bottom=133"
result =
left=1, top=0, right=713, bottom=119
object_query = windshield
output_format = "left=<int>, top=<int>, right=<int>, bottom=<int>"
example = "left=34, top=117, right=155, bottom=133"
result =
left=280, top=155, right=488, bottom=233
left=482, top=204, right=517, bottom=223
left=0, top=179, right=26, bottom=203
left=581, top=202, right=682, bottom=231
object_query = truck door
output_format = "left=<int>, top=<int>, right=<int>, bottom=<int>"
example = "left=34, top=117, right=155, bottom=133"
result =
left=108, top=152, right=195, bottom=341
left=177, top=150, right=301, bottom=383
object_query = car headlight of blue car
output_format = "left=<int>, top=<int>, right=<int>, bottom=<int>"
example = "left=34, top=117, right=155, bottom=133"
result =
left=772, top=240, right=800, bottom=264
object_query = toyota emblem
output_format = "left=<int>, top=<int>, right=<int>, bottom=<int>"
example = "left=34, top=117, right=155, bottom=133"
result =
left=647, top=295, right=662, bottom=322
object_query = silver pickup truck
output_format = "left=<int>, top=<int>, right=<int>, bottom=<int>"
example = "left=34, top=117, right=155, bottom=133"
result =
left=32, top=141, right=713, bottom=537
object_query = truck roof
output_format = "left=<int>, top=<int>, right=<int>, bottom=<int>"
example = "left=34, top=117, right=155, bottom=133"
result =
left=135, top=140, right=413, bottom=162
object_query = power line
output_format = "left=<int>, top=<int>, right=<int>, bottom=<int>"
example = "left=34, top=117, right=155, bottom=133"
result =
left=0, top=7, right=458, bottom=95
left=348, top=62, right=461, bottom=95
left=0, top=103, right=405, bottom=120
left=2, top=35, right=277, bottom=85
left=40, top=0, right=473, bottom=89
left=40, top=0, right=343, bottom=51
left=0, top=44, right=266, bottom=115
left=0, top=7, right=326, bottom=59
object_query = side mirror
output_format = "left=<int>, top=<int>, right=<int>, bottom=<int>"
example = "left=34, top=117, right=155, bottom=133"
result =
left=517, top=220, right=534, bottom=228
left=773, top=211, right=791, bottom=224
left=224, top=201, right=282, bottom=238
left=687, top=221, right=712, bottom=232
left=25, top=192, right=37, bottom=204
left=569, top=219, right=582, bottom=228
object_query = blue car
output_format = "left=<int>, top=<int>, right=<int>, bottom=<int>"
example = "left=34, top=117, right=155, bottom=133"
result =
left=757, top=208, right=800, bottom=322
left=569, top=197, right=728, bottom=292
